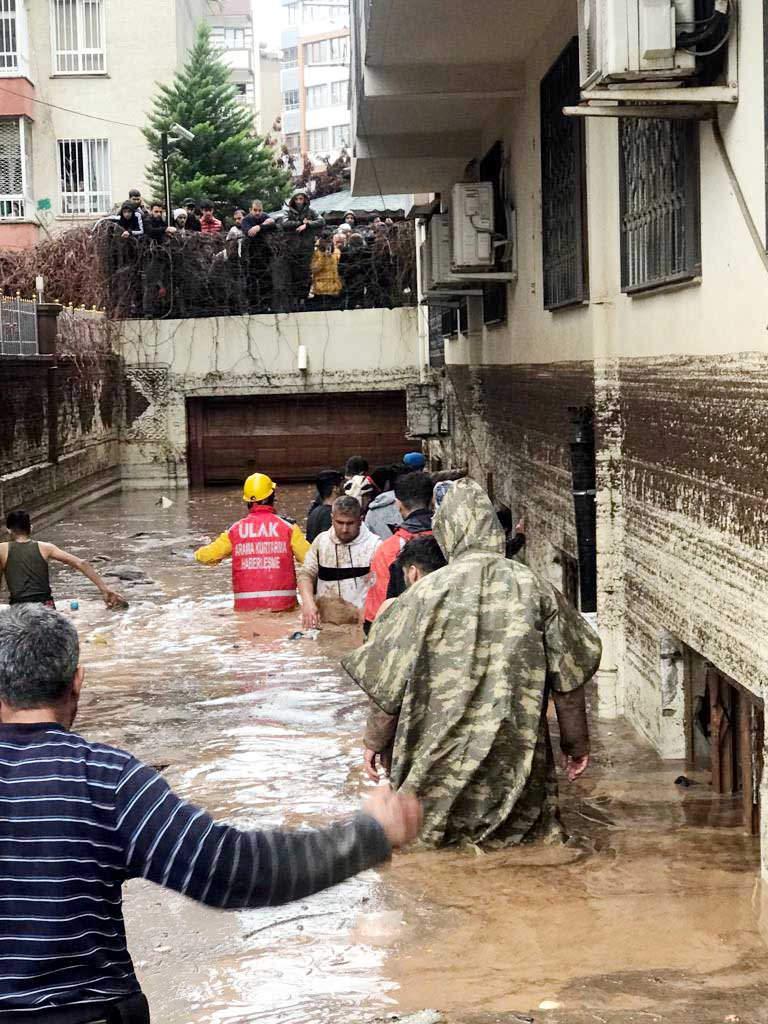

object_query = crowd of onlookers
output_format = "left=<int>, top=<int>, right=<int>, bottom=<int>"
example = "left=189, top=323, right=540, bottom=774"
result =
left=98, top=188, right=414, bottom=319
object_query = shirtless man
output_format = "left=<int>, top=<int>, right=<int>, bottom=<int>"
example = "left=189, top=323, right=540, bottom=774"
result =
left=0, top=511, right=126, bottom=609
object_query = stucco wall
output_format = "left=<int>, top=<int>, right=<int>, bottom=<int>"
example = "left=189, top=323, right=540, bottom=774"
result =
left=114, top=307, right=422, bottom=487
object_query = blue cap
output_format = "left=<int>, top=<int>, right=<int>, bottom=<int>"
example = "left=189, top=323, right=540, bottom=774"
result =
left=403, top=451, right=426, bottom=470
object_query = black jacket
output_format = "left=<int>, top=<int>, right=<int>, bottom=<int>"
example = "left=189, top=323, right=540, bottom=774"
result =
left=306, top=503, right=333, bottom=543
left=144, top=216, right=170, bottom=242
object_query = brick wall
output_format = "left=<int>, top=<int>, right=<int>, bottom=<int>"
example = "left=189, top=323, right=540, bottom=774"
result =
left=0, top=310, right=123, bottom=522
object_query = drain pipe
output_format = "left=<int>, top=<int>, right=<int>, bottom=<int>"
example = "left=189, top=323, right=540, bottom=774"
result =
left=569, top=405, right=597, bottom=613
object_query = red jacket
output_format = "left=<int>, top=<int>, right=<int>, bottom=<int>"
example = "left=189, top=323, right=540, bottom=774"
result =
left=228, top=507, right=298, bottom=611
left=363, top=511, right=432, bottom=622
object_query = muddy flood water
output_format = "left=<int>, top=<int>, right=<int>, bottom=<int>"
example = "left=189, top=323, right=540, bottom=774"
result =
left=22, top=486, right=768, bottom=1024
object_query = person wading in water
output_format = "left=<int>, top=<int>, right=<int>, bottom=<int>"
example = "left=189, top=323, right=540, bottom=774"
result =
left=0, top=511, right=126, bottom=609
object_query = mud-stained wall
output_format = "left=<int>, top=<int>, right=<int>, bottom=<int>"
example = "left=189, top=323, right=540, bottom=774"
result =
left=433, top=362, right=595, bottom=586
left=617, top=354, right=768, bottom=751
left=433, top=355, right=768, bottom=759
left=0, top=311, right=123, bottom=522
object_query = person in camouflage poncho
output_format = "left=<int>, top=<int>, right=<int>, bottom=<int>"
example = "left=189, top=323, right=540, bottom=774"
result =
left=342, top=478, right=602, bottom=848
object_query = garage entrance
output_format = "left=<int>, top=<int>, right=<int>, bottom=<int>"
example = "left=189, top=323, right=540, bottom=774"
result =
left=186, top=391, right=412, bottom=485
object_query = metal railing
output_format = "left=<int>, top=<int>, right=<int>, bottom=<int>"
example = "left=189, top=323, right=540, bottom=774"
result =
left=0, top=294, right=38, bottom=355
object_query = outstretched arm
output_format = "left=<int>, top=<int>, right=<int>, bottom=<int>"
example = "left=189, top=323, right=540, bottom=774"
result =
left=194, top=532, right=233, bottom=565
left=115, top=759, right=421, bottom=908
left=41, top=544, right=126, bottom=609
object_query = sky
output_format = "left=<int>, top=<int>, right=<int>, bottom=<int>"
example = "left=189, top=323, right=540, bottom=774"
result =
left=252, top=0, right=284, bottom=48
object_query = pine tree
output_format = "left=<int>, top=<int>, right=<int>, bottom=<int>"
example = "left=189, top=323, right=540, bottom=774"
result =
left=144, top=24, right=291, bottom=215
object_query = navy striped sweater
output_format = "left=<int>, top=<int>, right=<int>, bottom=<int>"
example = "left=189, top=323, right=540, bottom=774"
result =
left=0, top=723, right=390, bottom=1020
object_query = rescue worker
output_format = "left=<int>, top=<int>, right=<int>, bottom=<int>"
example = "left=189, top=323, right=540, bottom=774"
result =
left=298, top=496, right=380, bottom=627
left=344, top=479, right=602, bottom=849
left=0, top=511, right=126, bottom=609
left=362, top=471, right=434, bottom=633
left=194, top=473, right=310, bottom=611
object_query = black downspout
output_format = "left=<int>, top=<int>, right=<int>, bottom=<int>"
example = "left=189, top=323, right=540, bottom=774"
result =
left=569, top=405, right=597, bottom=613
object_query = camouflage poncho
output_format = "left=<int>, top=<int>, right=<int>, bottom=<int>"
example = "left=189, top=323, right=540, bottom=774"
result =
left=342, top=479, right=602, bottom=847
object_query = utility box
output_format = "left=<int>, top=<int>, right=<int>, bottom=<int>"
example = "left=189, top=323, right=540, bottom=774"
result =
left=451, top=182, right=494, bottom=270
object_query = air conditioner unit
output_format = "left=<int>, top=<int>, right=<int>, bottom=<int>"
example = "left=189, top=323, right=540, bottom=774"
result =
left=451, top=182, right=494, bottom=271
left=426, top=214, right=464, bottom=290
left=579, top=0, right=697, bottom=90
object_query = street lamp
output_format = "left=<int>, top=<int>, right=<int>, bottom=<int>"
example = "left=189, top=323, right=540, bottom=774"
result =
left=161, top=123, right=195, bottom=221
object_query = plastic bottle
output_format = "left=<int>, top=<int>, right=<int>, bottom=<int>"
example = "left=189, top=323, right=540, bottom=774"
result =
left=69, top=600, right=79, bottom=611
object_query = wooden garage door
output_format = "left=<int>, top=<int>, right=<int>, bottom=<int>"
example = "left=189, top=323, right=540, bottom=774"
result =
left=187, top=392, right=412, bottom=485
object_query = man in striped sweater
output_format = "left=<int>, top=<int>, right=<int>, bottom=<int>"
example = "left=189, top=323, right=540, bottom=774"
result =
left=0, top=605, right=421, bottom=1023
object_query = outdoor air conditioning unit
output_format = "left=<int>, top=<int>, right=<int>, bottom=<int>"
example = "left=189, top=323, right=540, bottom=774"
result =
left=579, top=0, right=697, bottom=90
left=451, top=182, right=494, bottom=271
left=427, top=214, right=464, bottom=289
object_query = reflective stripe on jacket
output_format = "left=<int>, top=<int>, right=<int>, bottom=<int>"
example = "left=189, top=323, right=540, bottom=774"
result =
left=228, top=508, right=297, bottom=611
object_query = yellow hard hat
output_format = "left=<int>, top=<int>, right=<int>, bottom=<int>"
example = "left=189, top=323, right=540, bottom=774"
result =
left=242, top=473, right=277, bottom=502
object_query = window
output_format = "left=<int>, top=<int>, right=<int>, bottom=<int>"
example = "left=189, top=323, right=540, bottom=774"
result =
left=330, top=80, right=346, bottom=106
left=306, top=127, right=328, bottom=152
left=0, top=117, right=30, bottom=219
left=619, top=118, right=701, bottom=292
left=51, top=0, right=105, bottom=74
left=0, top=0, right=18, bottom=73
left=332, top=123, right=349, bottom=148
left=58, top=138, right=111, bottom=214
left=285, top=2, right=297, bottom=24
left=540, top=38, right=588, bottom=310
left=281, top=45, right=297, bottom=67
left=304, top=40, right=327, bottom=64
left=283, top=88, right=299, bottom=110
left=285, top=132, right=300, bottom=153
left=224, top=27, right=245, bottom=48
left=305, top=83, right=329, bottom=109
left=328, top=36, right=348, bottom=62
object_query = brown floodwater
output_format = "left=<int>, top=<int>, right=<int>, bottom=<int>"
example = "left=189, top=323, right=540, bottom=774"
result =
left=25, top=486, right=768, bottom=1023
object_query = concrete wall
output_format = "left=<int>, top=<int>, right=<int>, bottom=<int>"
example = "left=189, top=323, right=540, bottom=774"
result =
left=423, top=0, right=768, bottom=778
left=114, top=307, right=422, bottom=487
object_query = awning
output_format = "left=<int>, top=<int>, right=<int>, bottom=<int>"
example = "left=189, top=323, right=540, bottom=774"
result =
left=270, top=190, right=412, bottom=221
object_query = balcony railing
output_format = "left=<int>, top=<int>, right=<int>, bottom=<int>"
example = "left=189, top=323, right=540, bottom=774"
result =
left=95, top=221, right=416, bottom=320
left=0, top=294, right=37, bottom=355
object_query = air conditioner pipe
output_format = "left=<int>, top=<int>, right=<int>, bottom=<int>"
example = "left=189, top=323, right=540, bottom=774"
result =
left=676, top=0, right=730, bottom=48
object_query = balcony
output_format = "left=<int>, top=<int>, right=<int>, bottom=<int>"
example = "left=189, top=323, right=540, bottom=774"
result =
left=350, top=0, right=535, bottom=194
left=222, top=47, right=253, bottom=73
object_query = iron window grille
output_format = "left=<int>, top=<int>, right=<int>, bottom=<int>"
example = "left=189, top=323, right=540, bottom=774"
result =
left=619, top=118, right=701, bottom=293
left=0, top=0, right=18, bottom=72
left=540, top=37, right=589, bottom=310
left=58, top=137, right=111, bottom=215
left=51, top=0, right=105, bottom=75
left=0, top=117, right=30, bottom=219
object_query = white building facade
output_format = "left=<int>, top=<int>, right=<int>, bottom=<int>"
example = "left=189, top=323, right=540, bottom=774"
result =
left=0, top=0, right=212, bottom=249
left=279, top=0, right=350, bottom=159
left=350, top=0, right=768, bottom=873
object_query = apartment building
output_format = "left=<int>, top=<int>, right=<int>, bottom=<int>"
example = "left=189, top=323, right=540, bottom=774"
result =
left=350, top=1, right=768, bottom=871
left=279, top=0, right=350, bottom=158
left=0, top=0, right=212, bottom=249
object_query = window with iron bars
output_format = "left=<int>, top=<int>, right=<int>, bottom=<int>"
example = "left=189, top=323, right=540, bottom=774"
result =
left=58, top=138, right=111, bottom=215
left=0, top=117, right=30, bottom=220
left=51, top=0, right=105, bottom=75
left=540, top=37, right=588, bottom=310
left=619, top=118, right=701, bottom=293
left=0, top=0, right=18, bottom=73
